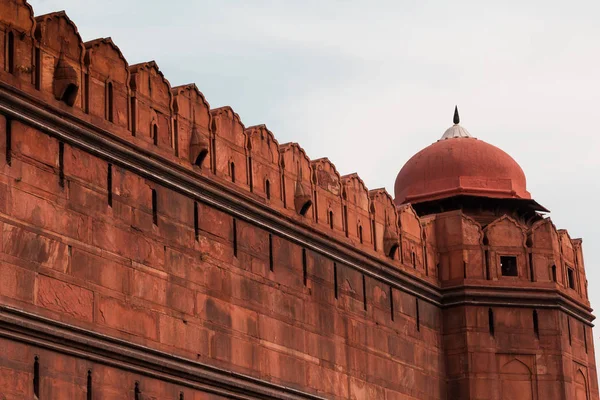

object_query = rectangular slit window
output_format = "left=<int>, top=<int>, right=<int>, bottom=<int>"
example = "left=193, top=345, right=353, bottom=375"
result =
left=107, top=163, right=112, bottom=207
left=390, top=287, right=394, bottom=321
left=232, top=218, right=237, bottom=257
left=33, top=356, right=40, bottom=398
left=416, top=298, right=420, bottom=332
left=362, top=275, right=367, bottom=311
left=333, top=262, right=338, bottom=299
left=194, top=202, right=199, bottom=241
left=268, top=234, right=273, bottom=272
left=302, top=248, right=307, bottom=286
left=567, top=267, right=576, bottom=289
left=151, top=188, right=157, bottom=225
left=5, top=116, right=11, bottom=166
left=500, top=256, right=518, bottom=277
left=59, top=142, right=65, bottom=188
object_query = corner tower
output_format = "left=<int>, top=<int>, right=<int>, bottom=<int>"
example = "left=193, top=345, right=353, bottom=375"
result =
left=394, top=108, right=597, bottom=400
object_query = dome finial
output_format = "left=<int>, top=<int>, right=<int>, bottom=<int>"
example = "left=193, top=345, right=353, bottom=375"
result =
left=453, top=105, right=460, bottom=125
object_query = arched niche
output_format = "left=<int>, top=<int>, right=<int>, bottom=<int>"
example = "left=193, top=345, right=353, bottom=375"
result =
left=84, top=38, right=129, bottom=129
left=210, top=106, right=248, bottom=189
left=575, top=369, right=589, bottom=400
left=245, top=124, right=281, bottom=203
left=171, top=84, right=211, bottom=169
left=35, top=11, right=85, bottom=107
left=499, top=358, right=533, bottom=400
left=279, top=142, right=312, bottom=216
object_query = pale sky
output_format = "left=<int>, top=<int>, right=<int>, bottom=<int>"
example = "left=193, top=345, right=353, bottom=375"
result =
left=30, top=0, right=600, bottom=372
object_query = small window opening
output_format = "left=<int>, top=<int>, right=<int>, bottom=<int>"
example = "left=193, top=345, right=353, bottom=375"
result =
left=485, top=250, right=490, bottom=280
left=7, top=31, right=15, bottom=74
left=488, top=308, right=495, bottom=336
left=152, top=123, right=158, bottom=145
left=107, top=163, right=113, bottom=207
left=551, top=264, right=557, bottom=282
left=248, top=157, right=253, bottom=192
left=329, top=210, right=334, bottom=229
left=210, top=136, right=216, bottom=173
left=416, top=298, right=420, bottom=332
left=84, top=72, right=90, bottom=113
left=61, top=84, right=79, bottom=106
left=389, top=286, right=394, bottom=321
left=135, top=382, right=141, bottom=400
left=232, top=218, right=238, bottom=257
left=87, top=370, right=92, bottom=400
left=343, top=205, right=349, bottom=237
left=302, top=248, right=307, bottom=286
left=230, top=162, right=236, bottom=183
left=106, top=82, right=114, bottom=122
left=33, top=356, right=40, bottom=398
left=130, top=97, right=137, bottom=135
left=5, top=116, right=11, bottom=166
left=195, top=150, right=208, bottom=168
left=533, top=309, right=539, bottom=338
left=371, top=219, right=377, bottom=251
left=35, top=46, right=41, bottom=90
left=463, top=261, right=467, bottom=278
left=268, top=233, right=274, bottom=272
left=299, top=199, right=312, bottom=216
left=59, top=142, right=65, bottom=188
left=333, top=262, right=338, bottom=299
left=265, top=179, right=271, bottom=200
left=194, top=202, right=199, bottom=241
left=358, top=225, right=363, bottom=244
left=583, top=323, right=588, bottom=352
left=412, top=251, right=416, bottom=268
left=179, top=392, right=184, bottom=400
left=567, top=267, right=576, bottom=289
left=567, top=317, right=572, bottom=346
left=151, top=188, right=158, bottom=225
left=173, top=119, right=179, bottom=156
left=362, top=274, right=367, bottom=311
left=313, top=190, right=318, bottom=222
left=528, top=252, right=534, bottom=282
left=388, top=244, right=398, bottom=260
left=500, top=256, right=518, bottom=277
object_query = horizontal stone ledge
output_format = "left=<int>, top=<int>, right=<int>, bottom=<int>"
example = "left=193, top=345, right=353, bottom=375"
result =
left=0, top=305, right=326, bottom=400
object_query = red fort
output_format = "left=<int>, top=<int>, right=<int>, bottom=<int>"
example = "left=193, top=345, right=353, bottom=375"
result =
left=0, top=1, right=597, bottom=399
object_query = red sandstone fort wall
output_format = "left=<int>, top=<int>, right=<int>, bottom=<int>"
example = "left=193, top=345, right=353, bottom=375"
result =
left=0, top=1, right=597, bottom=399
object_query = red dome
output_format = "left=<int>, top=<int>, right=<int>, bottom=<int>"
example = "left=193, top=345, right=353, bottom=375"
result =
left=394, top=137, right=530, bottom=205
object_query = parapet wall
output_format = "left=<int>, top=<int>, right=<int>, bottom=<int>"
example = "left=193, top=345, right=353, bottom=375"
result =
left=0, top=1, right=596, bottom=399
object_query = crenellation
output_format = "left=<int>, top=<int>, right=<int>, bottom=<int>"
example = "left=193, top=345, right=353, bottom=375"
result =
left=129, top=61, right=173, bottom=151
left=210, top=106, right=248, bottom=190
left=311, top=157, right=343, bottom=232
left=279, top=141, right=312, bottom=216
left=35, top=11, right=85, bottom=108
left=83, top=38, right=130, bottom=130
left=0, top=1, right=595, bottom=399
left=245, top=124, right=282, bottom=205
left=171, top=83, right=211, bottom=169
left=341, top=173, right=372, bottom=248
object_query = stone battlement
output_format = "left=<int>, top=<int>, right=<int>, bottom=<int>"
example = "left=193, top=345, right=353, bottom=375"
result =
left=0, top=1, right=596, bottom=399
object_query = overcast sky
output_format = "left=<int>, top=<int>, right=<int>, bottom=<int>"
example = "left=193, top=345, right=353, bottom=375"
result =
left=30, top=0, right=600, bottom=372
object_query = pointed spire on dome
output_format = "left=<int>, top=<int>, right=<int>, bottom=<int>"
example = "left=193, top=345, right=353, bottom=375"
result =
left=440, top=105, right=473, bottom=140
